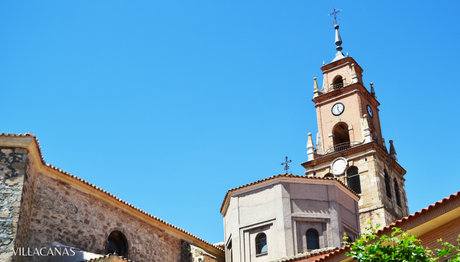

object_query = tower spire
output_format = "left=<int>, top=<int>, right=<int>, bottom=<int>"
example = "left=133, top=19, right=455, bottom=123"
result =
left=332, top=24, right=345, bottom=62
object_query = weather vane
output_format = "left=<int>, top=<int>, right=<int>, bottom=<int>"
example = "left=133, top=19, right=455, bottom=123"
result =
left=280, top=156, right=292, bottom=174
left=329, top=8, right=342, bottom=25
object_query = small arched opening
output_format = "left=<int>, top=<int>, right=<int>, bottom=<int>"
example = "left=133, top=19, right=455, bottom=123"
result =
left=333, top=76, right=344, bottom=89
left=384, top=171, right=392, bottom=199
left=306, top=229, right=320, bottom=250
left=107, top=231, right=128, bottom=257
left=332, top=122, right=350, bottom=151
left=347, top=166, right=361, bottom=194
left=394, top=179, right=402, bottom=207
left=324, top=173, right=334, bottom=178
left=255, top=233, right=267, bottom=255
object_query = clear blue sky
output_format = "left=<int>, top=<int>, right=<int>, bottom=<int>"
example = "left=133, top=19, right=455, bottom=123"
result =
left=1, top=1, right=459, bottom=244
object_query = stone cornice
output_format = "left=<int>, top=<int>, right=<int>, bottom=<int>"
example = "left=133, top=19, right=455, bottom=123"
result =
left=320, top=57, right=363, bottom=74
left=313, top=82, right=380, bottom=109
left=301, top=142, right=406, bottom=177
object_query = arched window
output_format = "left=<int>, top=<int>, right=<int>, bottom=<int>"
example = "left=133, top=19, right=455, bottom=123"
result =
left=347, top=167, right=361, bottom=194
left=333, top=76, right=344, bottom=89
left=332, top=123, right=350, bottom=151
left=306, top=229, right=320, bottom=250
left=394, top=179, right=401, bottom=207
left=324, top=173, right=334, bottom=178
left=107, top=231, right=128, bottom=256
left=255, top=233, right=267, bottom=254
left=384, top=171, right=392, bottom=199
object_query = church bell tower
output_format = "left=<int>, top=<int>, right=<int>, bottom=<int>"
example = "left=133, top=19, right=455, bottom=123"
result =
left=301, top=24, right=409, bottom=232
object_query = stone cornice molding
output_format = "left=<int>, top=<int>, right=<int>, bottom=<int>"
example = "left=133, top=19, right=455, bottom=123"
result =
left=313, top=82, right=380, bottom=109
left=301, top=142, right=406, bottom=177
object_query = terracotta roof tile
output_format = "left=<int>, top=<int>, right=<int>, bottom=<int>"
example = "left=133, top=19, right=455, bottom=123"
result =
left=311, top=246, right=350, bottom=262
left=375, top=190, right=460, bottom=235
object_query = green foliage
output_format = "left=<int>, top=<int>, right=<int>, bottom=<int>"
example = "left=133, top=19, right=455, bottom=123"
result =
left=345, top=223, right=460, bottom=262
left=436, top=237, right=460, bottom=262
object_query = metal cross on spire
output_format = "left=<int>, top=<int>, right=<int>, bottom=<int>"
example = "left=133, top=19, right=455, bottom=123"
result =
left=280, top=156, right=292, bottom=174
left=329, top=7, right=342, bottom=25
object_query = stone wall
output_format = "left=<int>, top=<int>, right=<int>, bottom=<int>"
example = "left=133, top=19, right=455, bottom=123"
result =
left=0, top=147, right=29, bottom=262
left=189, top=243, right=220, bottom=262
left=25, top=173, right=188, bottom=262
left=14, top=150, right=38, bottom=262
left=307, top=147, right=409, bottom=234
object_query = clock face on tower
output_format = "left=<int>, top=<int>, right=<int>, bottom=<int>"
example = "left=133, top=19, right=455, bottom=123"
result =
left=367, top=105, right=373, bottom=118
left=331, top=157, right=347, bottom=175
left=331, top=102, right=345, bottom=116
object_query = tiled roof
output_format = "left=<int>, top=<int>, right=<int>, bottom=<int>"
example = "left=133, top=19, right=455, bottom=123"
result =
left=0, top=133, right=223, bottom=253
left=310, top=190, right=460, bottom=262
left=213, top=241, right=225, bottom=250
left=311, top=245, right=350, bottom=262
left=375, top=190, right=460, bottom=234
left=269, top=247, right=338, bottom=262
left=220, top=173, right=360, bottom=213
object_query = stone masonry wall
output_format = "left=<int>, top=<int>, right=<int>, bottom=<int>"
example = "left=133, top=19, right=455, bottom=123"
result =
left=0, top=147, right=29, bottom=262
left=189, top=243, right=220, bottom=262
left=14, top=152, right=38, bottom=262
left=26, top=173, right=187, bottom=262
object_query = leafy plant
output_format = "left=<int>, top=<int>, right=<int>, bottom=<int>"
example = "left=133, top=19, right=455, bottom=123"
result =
left=436, top=237, right=460, bottom=262
left=344, top=223, right=459, bottom=262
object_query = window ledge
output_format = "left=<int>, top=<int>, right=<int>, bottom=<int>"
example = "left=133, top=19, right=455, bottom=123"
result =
left=256, top=252, right=268, bottom=257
